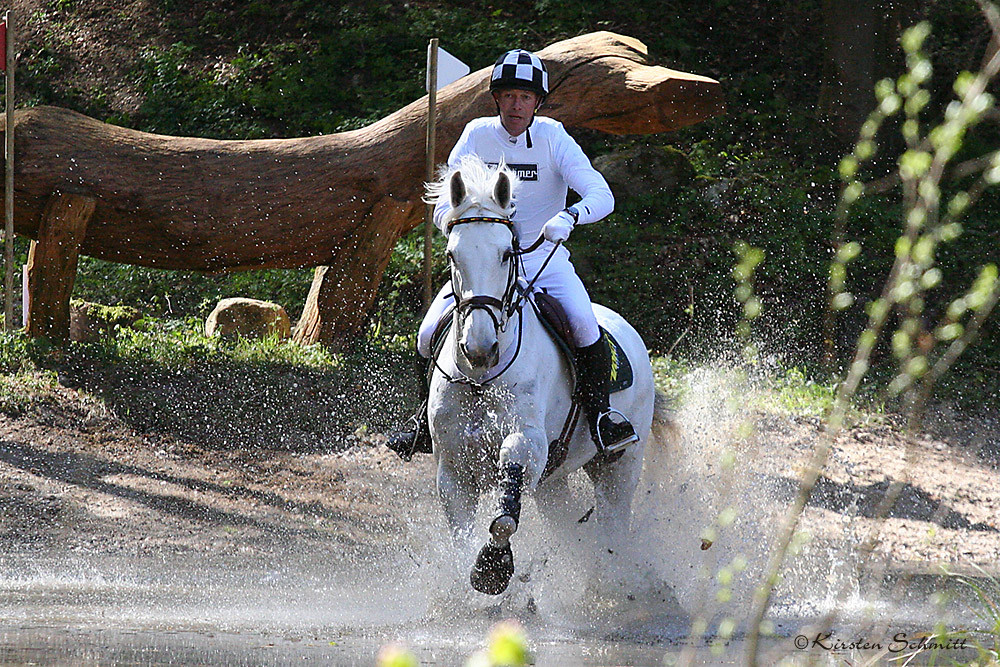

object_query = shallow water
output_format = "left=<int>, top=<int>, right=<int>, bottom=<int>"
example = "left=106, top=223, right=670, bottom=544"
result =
left=1, top=626, right=691, bottom=666
left=0, top=548, right=687, bottom=665
left=1, top=364, right=992, bottom=665
left=0, top=528, right=985, bottom=665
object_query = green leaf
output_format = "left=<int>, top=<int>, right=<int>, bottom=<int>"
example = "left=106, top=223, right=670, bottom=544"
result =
left=901, top=22, right=931, bottom=55
left=899, top=150, right=932, bottom=179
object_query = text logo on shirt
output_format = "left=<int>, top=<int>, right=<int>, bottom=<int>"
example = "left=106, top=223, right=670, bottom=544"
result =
left=488, top=162, right=538, bottom=181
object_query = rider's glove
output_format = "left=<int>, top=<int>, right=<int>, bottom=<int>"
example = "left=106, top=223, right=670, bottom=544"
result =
left=541, top=209, right=577, bottom=243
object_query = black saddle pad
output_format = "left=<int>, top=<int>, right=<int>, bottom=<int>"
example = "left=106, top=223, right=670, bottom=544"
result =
left=603, top=327, right=634, bottom=394
left=530, top=297, right=634, bottom=394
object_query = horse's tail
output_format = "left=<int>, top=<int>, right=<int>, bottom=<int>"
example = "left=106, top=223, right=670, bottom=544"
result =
left=651, top=388, right=680, bottom=448
left=641, top=388, right=682, bottom=484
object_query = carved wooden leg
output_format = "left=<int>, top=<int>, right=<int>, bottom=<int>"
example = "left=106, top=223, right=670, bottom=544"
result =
left=25, top=193, right=96, bottom=342
left=293, top=198, right=418, bottom=348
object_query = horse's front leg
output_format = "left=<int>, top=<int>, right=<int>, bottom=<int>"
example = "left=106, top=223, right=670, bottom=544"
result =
left=437, top=461, right=478, bottom=552
left=470, top=426, right=546, bottom=595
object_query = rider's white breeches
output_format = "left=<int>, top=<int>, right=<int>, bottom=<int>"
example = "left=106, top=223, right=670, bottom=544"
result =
left=417, top=248, right=601, bottom=357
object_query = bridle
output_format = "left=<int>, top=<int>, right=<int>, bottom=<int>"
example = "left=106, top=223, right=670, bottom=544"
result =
left=434, top=215, right=560, bottom=389
left=448, top=217, right=521, bottom=333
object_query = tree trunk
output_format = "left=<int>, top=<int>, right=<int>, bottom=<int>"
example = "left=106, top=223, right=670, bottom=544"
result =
left=1, top=31, right=724, bottom=346
left=294, top=198, right=420, bottom=345
left=818, top=0, right=921, bottom=144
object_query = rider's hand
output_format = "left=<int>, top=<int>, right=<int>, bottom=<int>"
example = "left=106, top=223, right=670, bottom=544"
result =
left=542, top=210, right=576, bottom=243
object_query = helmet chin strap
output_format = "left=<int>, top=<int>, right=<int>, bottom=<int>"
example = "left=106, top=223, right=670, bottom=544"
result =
left=524, top=98, right=542, bottom=148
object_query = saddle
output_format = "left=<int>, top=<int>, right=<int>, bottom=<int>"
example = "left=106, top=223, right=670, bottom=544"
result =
left=532, top=290, right=634, bottom=394
left=429, top=288, right=633, bottom=394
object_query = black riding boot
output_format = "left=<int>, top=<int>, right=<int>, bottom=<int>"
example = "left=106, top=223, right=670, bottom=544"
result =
left=385, top=352, right=433, bottom=461
left=575, top=336, right=639, bottom=456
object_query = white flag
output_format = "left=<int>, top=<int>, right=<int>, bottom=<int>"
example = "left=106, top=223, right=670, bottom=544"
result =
left=426, top=45, right=470, bottom=92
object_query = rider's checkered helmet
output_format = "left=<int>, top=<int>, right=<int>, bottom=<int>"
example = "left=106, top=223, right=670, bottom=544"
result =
left=490, top=49, right=548, bottom=100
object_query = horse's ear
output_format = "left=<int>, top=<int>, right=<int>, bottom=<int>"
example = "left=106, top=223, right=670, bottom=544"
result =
left=494, top=171, right=511, bottom=209
left=450, top=171, right=466, bottom=209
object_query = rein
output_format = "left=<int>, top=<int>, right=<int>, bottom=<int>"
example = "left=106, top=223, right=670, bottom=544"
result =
left=435, top=215, right=562, bottom=390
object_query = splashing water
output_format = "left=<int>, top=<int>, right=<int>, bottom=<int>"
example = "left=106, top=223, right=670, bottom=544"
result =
left=631, top=363, right=780, bottom=628
left=0, top=357, right=986, bottom=663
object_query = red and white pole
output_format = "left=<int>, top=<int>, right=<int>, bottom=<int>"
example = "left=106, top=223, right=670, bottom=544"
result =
left=2, top=11, right=13, bottom=331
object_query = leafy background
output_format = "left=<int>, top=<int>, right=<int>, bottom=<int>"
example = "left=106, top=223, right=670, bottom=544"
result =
left=9, top=0, right=1000, bottom=406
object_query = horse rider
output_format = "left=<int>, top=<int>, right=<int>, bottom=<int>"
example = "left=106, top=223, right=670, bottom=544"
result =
left=387, top=48, right=638, bottom=460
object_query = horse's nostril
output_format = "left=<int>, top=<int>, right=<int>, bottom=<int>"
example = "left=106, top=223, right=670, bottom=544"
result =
left=459, top=339, right=498, bottom=367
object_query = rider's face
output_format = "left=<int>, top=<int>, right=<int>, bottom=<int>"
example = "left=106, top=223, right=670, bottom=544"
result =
left=493, top=88, right=540, bottom=137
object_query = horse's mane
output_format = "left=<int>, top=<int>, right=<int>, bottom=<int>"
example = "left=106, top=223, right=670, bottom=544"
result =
left=424, top=154, right=519, bottom=224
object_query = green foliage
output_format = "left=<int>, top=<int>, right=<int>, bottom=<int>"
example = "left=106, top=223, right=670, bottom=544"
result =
left=80, top=315, right=333, bottom=369
left=745, top=17, right=1000, bottom=658
left=757, top=366, right=839, bottom=417
left=0, top=331, right=37, bottom=374
left=73, top=257, right=312, bottom=320
left=0, top=332, right=60, bottom=415
left=0, top=368, right=58, bottom=416
left=649, top=355, right=691, bottom=398
left=133, top=42, right=271, bottom=138
left=118, top=2, right=536, bottom=138
left=650, top=354, right=873, bottom=420
left=8, top=0, right=999, bottom=407
left=568, top=143, right=839, bottom=363
left=369, top=225, right=449, bottom=348
left=16, top=319, right=420, bottom=448
left=948, top=567, right=1000, bottom=662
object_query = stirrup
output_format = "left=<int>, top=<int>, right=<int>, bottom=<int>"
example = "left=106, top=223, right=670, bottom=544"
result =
left=594, top=408, right=639, bottom=455
left=385, top=409, right=431, bottom=461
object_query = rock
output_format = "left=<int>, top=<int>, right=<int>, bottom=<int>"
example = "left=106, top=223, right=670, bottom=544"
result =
left=593, top=144, right=695, bottom=201
left=69, top=300, right=142, bottom=343
left=205, top=298, right=291, bottom=340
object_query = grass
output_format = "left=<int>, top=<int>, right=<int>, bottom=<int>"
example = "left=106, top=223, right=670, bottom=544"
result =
left=98, top=316, right=342, bottom=370
left=0, top=332, right=63, bottom=415
left=0, top=368, right=58, bottom=416
left=0, top=321, right=420, bottom=450
left=951, top=566, right=1000, bottom=662
left=0, top=314, right=875, bottom=451
left=753, top=366, right=839, bottom=417
left=651, top=354, right=883, bottom=422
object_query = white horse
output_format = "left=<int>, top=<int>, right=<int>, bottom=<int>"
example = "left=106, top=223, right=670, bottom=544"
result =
left=425, top=155, right=672, bottom=595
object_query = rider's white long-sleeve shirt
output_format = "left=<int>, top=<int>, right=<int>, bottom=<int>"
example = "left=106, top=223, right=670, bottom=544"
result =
left=433, top=116, right=614, bottom=245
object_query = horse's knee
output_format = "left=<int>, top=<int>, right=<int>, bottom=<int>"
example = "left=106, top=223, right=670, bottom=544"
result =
left=497, top=429, right=546, bottom=490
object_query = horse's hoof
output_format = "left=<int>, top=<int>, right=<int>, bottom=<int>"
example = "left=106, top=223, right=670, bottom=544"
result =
left=470, top=542, right=514, bottom=595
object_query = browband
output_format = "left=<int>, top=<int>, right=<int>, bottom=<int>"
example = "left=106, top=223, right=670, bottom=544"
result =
left=446, top=216, right=514, bottom=234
